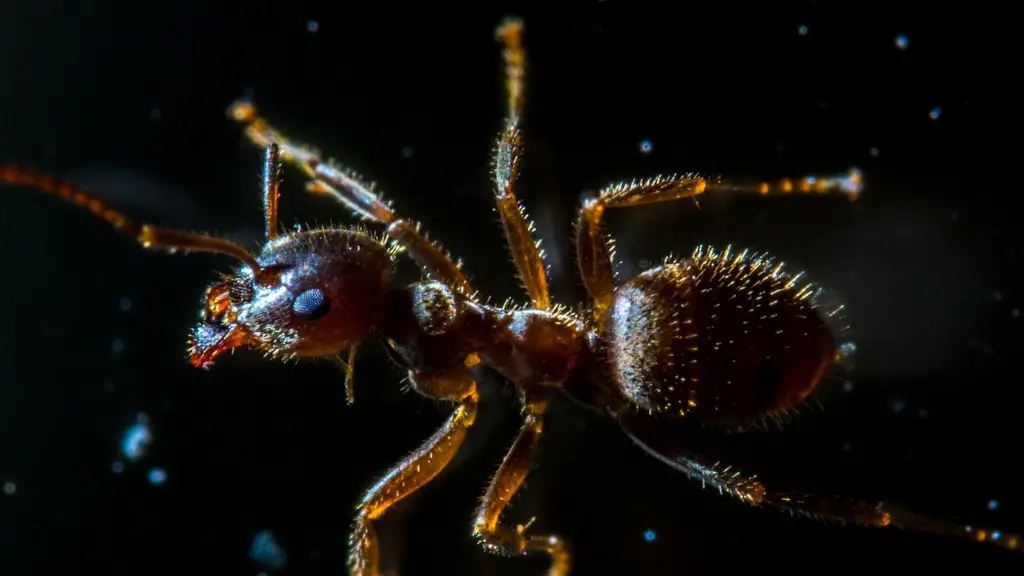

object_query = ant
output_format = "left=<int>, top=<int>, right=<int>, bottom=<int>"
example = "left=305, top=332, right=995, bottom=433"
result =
left=2, top=16, right=1020, bottom=576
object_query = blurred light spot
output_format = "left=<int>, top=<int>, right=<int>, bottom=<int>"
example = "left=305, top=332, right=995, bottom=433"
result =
left=250, top=530, right=288, bottom=570
left=890, top=399, right=907, bottom=414
left=988, top=499, right=1000, bottom=511
left=929, top=107, right=942, bottom=120
left=869, top=147, right=880, bottom=157
left=122, top=414, right=152, bottom=461
left=894, top=35, right=909, bottom=50
left=402, top=146, right=414, bottom=158
left=111, top=461, right=124, bottom=474
left=838, top=341, right=858, bottom=361
left=307, top=21, right=319, bottom=33
left=639, top=140, right=653, bottom=154
left=643, top=529, right=657, bottom=542
left=798, top=25, right=809, bottom=35
left=3, top=481, right=15, bottom=495
left=147, top=468, right=167, bottom=486
left=111, top=338, right=126, bottom=357
left=119, top=297, right=132, bottom=311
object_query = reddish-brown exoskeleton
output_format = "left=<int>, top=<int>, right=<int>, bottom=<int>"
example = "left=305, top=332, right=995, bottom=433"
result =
left=2, top=17, right=1020, bottom=576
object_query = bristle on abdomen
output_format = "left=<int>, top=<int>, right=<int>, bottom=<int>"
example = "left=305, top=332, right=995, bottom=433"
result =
left=605, top=246, right=838, bottom=424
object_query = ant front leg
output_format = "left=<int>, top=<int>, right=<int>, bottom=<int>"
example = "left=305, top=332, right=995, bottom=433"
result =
left=227, top=101, right=473, bottom=296
left=350, top=367, right=479, bottom=576
left=490, top=18, right=551, bottom=310
left=472, top=398, right=570, bottom=576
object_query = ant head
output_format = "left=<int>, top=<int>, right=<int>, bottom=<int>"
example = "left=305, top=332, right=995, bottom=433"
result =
left=188, top=228, right=393, bottom=367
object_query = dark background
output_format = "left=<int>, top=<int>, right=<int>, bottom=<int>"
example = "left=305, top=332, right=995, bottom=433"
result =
left=0, top=2, right=1019, bottom=575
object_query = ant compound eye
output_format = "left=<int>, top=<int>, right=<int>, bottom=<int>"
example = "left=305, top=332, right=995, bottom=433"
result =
left=293, top=288, right=331, bottom=321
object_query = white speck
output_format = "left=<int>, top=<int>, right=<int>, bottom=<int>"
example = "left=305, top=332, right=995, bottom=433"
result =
left=869, top=147, right=879, bottom=157
left=3, top=481, right=16, bottom=495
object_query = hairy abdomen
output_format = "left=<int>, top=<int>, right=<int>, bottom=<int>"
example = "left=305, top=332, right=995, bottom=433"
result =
left=604, top=247, right=836, bottom=424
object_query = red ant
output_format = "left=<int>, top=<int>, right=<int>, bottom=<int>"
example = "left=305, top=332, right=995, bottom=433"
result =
left=2, top=17, right=1019, bottom=576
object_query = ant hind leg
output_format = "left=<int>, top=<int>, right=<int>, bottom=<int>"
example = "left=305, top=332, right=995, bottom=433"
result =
left=575, top=168, right=863, bottom=325
left=619, top=412, right=1022, bottom=554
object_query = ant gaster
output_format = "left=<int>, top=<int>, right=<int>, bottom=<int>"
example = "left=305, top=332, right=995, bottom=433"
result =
left=3, top=17, right=1020, bottom=576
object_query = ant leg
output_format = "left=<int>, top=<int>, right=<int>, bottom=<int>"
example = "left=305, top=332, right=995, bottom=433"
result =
left=351, top=367, right=479, bottom=576
left=622, top=417, right=1023, bottom=554
left=0, top=165, right=261, bottom=272
left=575, top=175, right=708, bottom=321
left=490, top=18, right=551, bottom=309
left=473, top=400, right=571, bottom=576
left=261, top=143, right=282, bottom=240
left=227, top=101, right=473, bottom=295
left=575, top=169, right=864, bottom=323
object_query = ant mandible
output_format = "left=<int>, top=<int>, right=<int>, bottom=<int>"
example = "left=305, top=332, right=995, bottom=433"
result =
left=2, top=17, right=1020, bottom=576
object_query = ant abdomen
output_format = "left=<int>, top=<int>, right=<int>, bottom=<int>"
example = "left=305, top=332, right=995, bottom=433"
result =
left=605, top=246, right=836, bottom=424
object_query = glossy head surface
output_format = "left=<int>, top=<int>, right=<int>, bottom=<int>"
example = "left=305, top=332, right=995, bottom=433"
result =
left=188, top=228, right=392, bottom=367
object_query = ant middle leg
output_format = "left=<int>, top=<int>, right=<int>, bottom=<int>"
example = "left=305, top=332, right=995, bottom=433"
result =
left=490, top=18, right=551, bottom=310
left=227, top=101, right=473, bottom=295
left=350, top=367, right=479, bottom=576
left=472, top=398, right=571, bottom=576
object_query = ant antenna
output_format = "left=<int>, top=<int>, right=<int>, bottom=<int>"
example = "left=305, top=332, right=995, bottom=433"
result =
left=0, top=164, right=262, bottom=272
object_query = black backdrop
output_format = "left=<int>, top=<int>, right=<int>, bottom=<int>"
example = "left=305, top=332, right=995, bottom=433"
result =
left=0, top=2, right=1019, bottom=575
